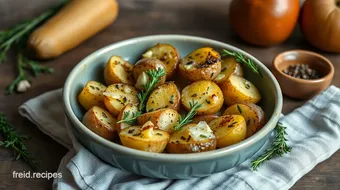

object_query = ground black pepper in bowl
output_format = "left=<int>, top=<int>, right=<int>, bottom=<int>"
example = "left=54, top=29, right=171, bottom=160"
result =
left=282, top=64, right=320, bottom=80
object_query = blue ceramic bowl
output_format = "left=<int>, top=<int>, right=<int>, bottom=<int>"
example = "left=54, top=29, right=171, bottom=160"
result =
left=63, top=35, right=282, bottom=179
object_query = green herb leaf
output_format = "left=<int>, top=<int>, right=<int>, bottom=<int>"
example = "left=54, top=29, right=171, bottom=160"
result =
left=116, top=111, right=141, bottom=126
left=0, top=112, right=39, bottom=170
left=251, top=122, right=291, bottom=171
left=237, top=105, right=242, bottom=114
left=174, top=100, right=202, bottom=131
left=221, top=49, right=262, bottom=77
left=137, top=68, right=166, bottom=112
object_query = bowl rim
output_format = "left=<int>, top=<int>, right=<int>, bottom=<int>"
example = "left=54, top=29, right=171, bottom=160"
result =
left=272, top=49, right=335, bottom=84
left=63, top=34, right=283, bottom=162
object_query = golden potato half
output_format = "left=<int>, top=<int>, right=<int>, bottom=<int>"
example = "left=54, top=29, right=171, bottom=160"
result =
left=132, top=58, right=166, bottom=87
left=142, top=43, right=180, bottom=78
left=223, top=103, right=264, bottom=137
left=103, top=83, right=139, bottom=116
left=166, top=122, right=216, bottom=153
left=104, top=56, right=134, bottom=85
left=181, top=80, right=224, bottom=115
left=146, top=82, right=180, bottom=112
left=214, top=57, right=237, bottom=85
left=82, top=106, right=117, bottom=140
left=220, top=75, right=261, bottom=105
left=209, top=115, right=247, bottom=148
left=137, top=108, right=179, bottom=133
left=78, top=81, right=107, bottom=110
left=119, top=121, right=170, bottom=153
left=179, top=47, right=221, bottom=82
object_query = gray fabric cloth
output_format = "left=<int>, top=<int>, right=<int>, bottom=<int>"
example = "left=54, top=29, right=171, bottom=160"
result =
left=19, top=86, right=340, bottom=190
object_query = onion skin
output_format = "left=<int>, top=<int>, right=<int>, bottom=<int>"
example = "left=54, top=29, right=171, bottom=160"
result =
left=28, top=0, right=119, bottom=59
left=229, top=0, right=300, bottom=46
left=301, top=0, right=340, bottom=53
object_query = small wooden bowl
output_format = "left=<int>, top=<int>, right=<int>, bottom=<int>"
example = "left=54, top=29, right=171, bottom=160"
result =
left=272, top=50, right=334, bottom=99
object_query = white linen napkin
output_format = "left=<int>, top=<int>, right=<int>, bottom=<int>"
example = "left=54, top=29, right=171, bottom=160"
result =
left=19, top=86, right=340, bottom=190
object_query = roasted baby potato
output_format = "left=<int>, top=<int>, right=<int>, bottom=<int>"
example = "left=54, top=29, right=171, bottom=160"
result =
left=220, top=75, right=261, bottom=105
left=142, top=43, right=180, bottom=78
left=119, top=121, right=170, bottom=153
left=78, top=81, right=107, bottom=110
left=146, top=82, right=180, bottom=112
left=214, top=57, right=237, bottom=85
left=103, top=83, right=139, bottom=116
left=116, top=103, right=139, bottom=133
left=132, top=58, right=166, bottom=88
left=166, top=122, right=216, bottom=153
left=82, top=106, right=117, bottom=140
left=223, top=103, right=264, bottom=137
left=179, top=47, right=221, bottom=82
left=137, top=108, right=179, bottom=133
left=104, top=56, right=134, bottom=85
left=192, top=114, right=219, bottom=124
left=209, top=115, right=247, bottom=148
left=181, top=80, right=224, bottom=115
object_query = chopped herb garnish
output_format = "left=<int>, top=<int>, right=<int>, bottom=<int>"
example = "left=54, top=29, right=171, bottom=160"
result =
left=237, top=105, right=242, bottom=113
left=191, top=93, right=197, bottom=97
left=169, top=94, right=174, bottom=104
left=200, top=134, right=207, bottom=138
left=156, top=133, right=163, bottom=136
left=102, top=112, right=108, bottom=118
left=205, top=99, right=211, bottom=104
left=116, top=111, right=141, bottom=126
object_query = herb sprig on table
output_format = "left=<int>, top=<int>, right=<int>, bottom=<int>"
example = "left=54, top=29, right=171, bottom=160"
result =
left=251, top=122, right=291, bottom=171
left=117, top=68, right=166, bottom=125
left=0, top=1, right=67, bottom=95
left=0, top=113, right=38, bottom=170
left=174, top=100, right=202, bottom=131
left=221, top=49, right=262, bottom=77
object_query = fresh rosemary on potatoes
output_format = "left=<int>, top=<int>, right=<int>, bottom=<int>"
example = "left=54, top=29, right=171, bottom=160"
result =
left=174, top=100, right=202, bottom=131
left=0, top=1, right=67, bottom=94
left=221, top=49, right=262, bottom=77
left=118, top=68, right=165, bottom=124
left=251, top=122, right=291, bottom=171
left=137, top=68, right=166, bottom=112
left=0, top=112, right=38, bottom=170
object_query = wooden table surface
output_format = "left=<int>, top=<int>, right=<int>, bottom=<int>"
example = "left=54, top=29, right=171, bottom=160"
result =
left=0, top=0, right=339, bottom=189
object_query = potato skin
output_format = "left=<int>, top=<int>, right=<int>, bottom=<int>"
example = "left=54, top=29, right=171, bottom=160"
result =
left=234, top=62, right=244, bottom=77
left=146, top=82, right=180, bottom=112
left=223, top=103, right=264, bottom=137
left=104, top=56, right=134, bottom=85
left=82, top=106, right=117, bottom=140
left=181, top=80, right=224, bottom=115
left=137, top=108, right=179, bottom=133
left=78, top=81, right=107, bottom=110
left=209, top=115, right=247, bottom=148
left=220, top=75, right=261, bottom=105
left=142, top=43, right=180, bottom=78
left=166, top=123, right=216, bottom=153
left=103, top=83, right=139, bottom=116
left=119, top=124, right=170, bottom=153
left=179, top=47, right=221, bottom=82
left=116, top=103, right=139, bottom=133
left=132, top=58, right=166, bottom=85
left=192, top=114, right=219, bottom=124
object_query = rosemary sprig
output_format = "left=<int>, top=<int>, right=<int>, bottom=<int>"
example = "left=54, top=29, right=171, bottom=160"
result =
left=0, top=1, right=66, bottom=63
left=117, top=68, right=165, bottom=124
left=1, top=1, right=67, bottom=94
left=174, top=100, right=202, bottom=131
left=251, top=122, right=291, bottom=171
left=137, top=68, right=166, bottom=112
left=221, top=49, right=262, bottom=77
left=116, top=110, right=141, bottom=125
left=5, top=52, right=54, bottom=95
left=0, top=112, right=39, bottom=170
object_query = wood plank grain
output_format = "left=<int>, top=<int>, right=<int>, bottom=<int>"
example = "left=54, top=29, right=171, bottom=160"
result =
left=0, top=0, right=339, bottom=189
